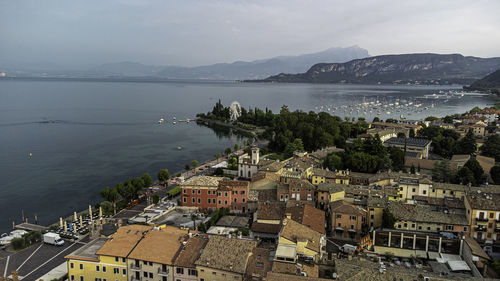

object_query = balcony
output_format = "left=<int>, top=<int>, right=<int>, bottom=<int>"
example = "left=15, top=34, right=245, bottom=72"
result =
left=158, top=268, right=169, bottom=276
left=495, top=228, right=500, bottom=233
left=474, top=225, right=487, bottom=232
left=130, top=264, right=142, bottom=271
left=475, top=217, right=488, bottom=222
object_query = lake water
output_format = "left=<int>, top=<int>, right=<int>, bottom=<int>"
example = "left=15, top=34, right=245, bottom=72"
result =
left=0, top=79, right=494, bottom=233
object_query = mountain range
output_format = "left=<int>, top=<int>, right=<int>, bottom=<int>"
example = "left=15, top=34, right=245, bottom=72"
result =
left=467, top=69, right=500, bottom=92
left=86, top=46, right=369, bottom=80
left=259, top=53, right=500, bottom=85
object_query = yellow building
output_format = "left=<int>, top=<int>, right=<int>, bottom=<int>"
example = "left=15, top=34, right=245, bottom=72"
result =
left=465, top=194, right=500, bottom=245
left=311, top=168, right=350, bottom=185
left=276, top=218, right=325, bottom=263
left=367, top=197, right=387, bottom=229
left=127, top=226, right=190, bottom=281
left=66, top=225, right=151, bottom=281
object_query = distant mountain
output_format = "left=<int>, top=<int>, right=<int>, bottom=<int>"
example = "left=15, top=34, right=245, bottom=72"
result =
left=258, top=53, right=500, bottom=85
left=88, top=46, right=369, bottom=80
left=467, top=69, right=500, bottom=92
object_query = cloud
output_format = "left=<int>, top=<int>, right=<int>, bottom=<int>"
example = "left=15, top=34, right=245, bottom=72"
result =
left=0, top=0, right=499, bottom=67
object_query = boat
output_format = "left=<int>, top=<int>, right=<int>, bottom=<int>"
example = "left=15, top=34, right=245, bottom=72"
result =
left=177, top=146, right=182, bottom=150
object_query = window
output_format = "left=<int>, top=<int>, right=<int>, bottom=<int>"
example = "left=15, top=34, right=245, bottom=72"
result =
left=183, top=189, right=186, bottom=194
left=464, top=226, right=468, bottom=232
left=212, top=272, right=217, bottom=275
left=95, top=278, right=101, bottom=281
left=71, top=276, right=75, bottom=281
left=198, top=198, right=201, bottom=204
left=446, top=225, right=453, bottom=230
left=80, top=277, right=84, bottom=281
left=411, top=224, right=415, bottom=228
left=225, top=200, right=228, bottom=205
left=490, top=213, right=495, bottom=218
left=162, top=277, right=167, bottom=281
left=350, top=216, right=356, bottom=220
left=114, top=268, right=119, bottom=274
left=404, top=223, right=407, bottom=227
left=143, top=272, right=148, bottom=278
left=234, top=198, right=237, bottom=203
left=418, top=226, right=422, bottom=230
left=225, top=192, right=228, bottom=196
left=423, top=190, right=427, bottom=195
left=192, top=198, right=195, bottom=203
left=80, top=264, right=84, bottom=270
left=177, top=267, right=184, bottom=274
left=337, top=214, right=342, bottom=219
left=351, top=225, right=354, bottom=229
left=70, top=263, right=74, bottom=269
left=96, top=266, right=100, bottom=272
left=338, top=223, right=341, bottom=227
left=241, top=190, right=245, bottom=194
left=370, top=215, right=374, bottom=219
left=143, top=261, right=147, bottom=265
left=188, top=269, right=197, bottom=276
left=427, top=227, right=431, bottom=231
left=197, top=189, right=201, bottom=194
left=242, top=198, right=246, bottom=203
left=398, top=224, right=401, bottom=228
left=201, top=279, right=205, bottom=281
left=183, top=197, right=187, bottom=203
left=122, top=269, right=126, bottom=276
left=102, top=266, right=106, bottom=273
left=149, top=272, right=153, bottom=278
left=222, top=274, right=226, bottom=277
left=192, top=189, right=195, bottom=194
left=208, top=199, right=211, bottom=204
left=115, top=257, right=119, bottom=262
left=218, top=200, right=222, bottom=205
left=412, top=188, right=416, bottom=192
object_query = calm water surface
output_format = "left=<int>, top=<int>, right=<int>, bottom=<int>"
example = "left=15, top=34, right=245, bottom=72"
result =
left=0, top=79, right=494, bottom=233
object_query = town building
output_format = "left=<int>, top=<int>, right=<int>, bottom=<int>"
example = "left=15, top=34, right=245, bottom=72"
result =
left=310, top=168, right=349, bottom=185
left=464, top=193, right=500, bottom=244
left=387, top=201, right=469, bottom=234
left=285, top=202, right=326, bottom=234
left=238, top=147, right=274, bottom=179
left=216, top=180, right=249, bottom=213
left=276, top=179, right=316, bottom=202
left=195, top=236, right=257, bottom=281
left=65, top=225, right=152, bottom=281
left=127, top=226, right=190, bottom=281
left=250, top=202, right=285, bottom=240
left=329, top=201, right=367, bottom=241
left=275, top=218, right=326, bottom=263
left=180, top=176, right=223, bottom=211
left=383, top=137, right=432, bottom=159
left=173, top=235, right=209, bottom=281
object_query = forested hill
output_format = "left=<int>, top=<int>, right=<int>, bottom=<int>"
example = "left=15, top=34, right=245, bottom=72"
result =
left=257, top=53, right=500, bottom=85
left=467, top=69, right=500, bottom=93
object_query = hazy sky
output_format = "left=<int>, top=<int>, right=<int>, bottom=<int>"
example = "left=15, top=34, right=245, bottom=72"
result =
left=1, top=0, right=499, bottom=68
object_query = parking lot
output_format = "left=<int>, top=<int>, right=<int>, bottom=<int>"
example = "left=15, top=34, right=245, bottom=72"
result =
left=0, top=237, right=87, bottom=281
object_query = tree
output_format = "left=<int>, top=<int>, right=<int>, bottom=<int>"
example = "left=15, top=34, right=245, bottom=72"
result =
left=191, top=160, right=199, bottom=169
left=224, top=147, right=232, bottom=156
left=324, top=153, right=343, bottom=171
left=100, top=201, right=113, bottom=215
left=388, top=147, right=405, bottom=171
left=382, top=209, right=396, bottom=228
left=456, top=166, right=475, bottom=185
left=214, top=153, right=221, bottom=163
left=100, top=187, right=120, bottom=214
left=482, top=134, right=500, bottom=161
left=284, top=138, right=304, bottom=158
left=465, top=159, right=484, bottom=185
left=372, top=117, right=380, bottom=122
left=432, top=160, right=455, bottom=183
left=425, top=116, right=438, bottom=121
left=491, top=166, right=500, bottom=185
left=157, top=169, right=170, bottom=186
left=410, top=164, right=416, bottom=174
left=191, top=214, right=198, bottom=230
left=456, top=130, right=477, bottom=155
left=152, top=194, right=160, bottom=204
left=234, top=143, right=239, bottom=152
left=443, top=115, right=454, bottom=124
left=141, top=173, right=152, bottom=188
left=227, top=155, right=238, bottom=170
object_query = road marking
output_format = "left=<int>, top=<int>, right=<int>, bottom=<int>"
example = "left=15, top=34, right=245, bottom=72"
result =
left=16, top=243, right=43, bottom=272
left=22, top=242, right=76, bottom=280
left=3, top=256, right=10, bottom=277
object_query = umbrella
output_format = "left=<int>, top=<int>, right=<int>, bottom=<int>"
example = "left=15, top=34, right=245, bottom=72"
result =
left=59, top=217, right=63, bottom=229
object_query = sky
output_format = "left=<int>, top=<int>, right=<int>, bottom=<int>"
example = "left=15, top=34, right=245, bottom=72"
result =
left=1, top=0, right=500, bottom=68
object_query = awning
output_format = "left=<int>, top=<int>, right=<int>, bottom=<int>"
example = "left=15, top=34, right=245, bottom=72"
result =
left=448, top=261, right=471, bottom=272
left=348, top=229, right=357, bottom=232
left=415, top=250, right=427, bottom=259
left=428, top=252, right=440, bottom=260
left=335, top=227, right=344, bottom=231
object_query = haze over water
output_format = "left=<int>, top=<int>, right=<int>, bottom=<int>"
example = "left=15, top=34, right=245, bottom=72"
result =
left=0, top=79, right=494, bottom=233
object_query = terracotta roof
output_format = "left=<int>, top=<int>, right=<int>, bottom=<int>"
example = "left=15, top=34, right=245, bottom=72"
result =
left=286, top=203, right=325, bottom=234
left=404, top=157, right=436, bottom=170
left=330, top=201, right=367, bottom=217
left=311, top=168, right=337, bottom=178
left=388, top=201, right=468, bottom=225
left=218, top=180, right=249, bottom=191
left=289, top=179, right=316, bottom=191
left=257, top=202, right=285, bottom=220
left=366, top=196, right=388, bottom=208
left=271, top=262, right=319, bottom=278
left=266, top=272, right=328, bottom=281
left=96, top=225, right=152, bottom=258
left=250, top=222, right=282, bottom=234
left=181, top=176, right=223, bottom=187
left=280, top=218, right=322, bottom=253
left=245, top=247, right=273, bottom=279
left=195, top=236, right=257, bottom=274
left=259, top=161, right=286, bottom=172
left=309, top=146, right=344, bottom=160
left=451, top=154, right=471, bottom=162
left=173, top=235, right=209, bottom=268
left=128, top=226, right=189, bottom=265
left=466, top=194, right=500, bottom=211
